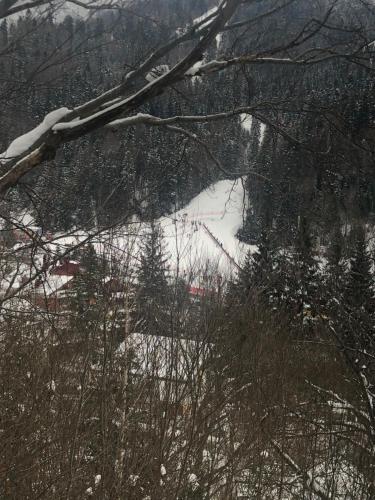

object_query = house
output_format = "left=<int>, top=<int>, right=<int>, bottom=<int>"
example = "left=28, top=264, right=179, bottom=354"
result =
left=33, top=261, right=132, bottom=313
left=33, top=274, right=76, bottom=312
left=50, top=259, right=80, bottom=276
left=188, top=285, right=207, bottom=298
left=31, top=259, right=81, bottom=311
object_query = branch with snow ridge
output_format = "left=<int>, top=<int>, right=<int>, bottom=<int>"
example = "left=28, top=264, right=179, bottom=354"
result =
left=0, top=0, right=134, bottom=19
left=0, top=0, right=371, bottom=195
left=0, top=0, right=239, bottom=193
left=270, top=439, right=331, bottom=500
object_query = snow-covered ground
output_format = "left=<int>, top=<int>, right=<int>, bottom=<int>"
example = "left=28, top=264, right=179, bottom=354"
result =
left=45, top=178, right=254, bottom=276
left=79, top=178, right=255, bottom=280
left=1, top=178, right=255, bottom=301
left=155, top=178, right=254, bottom=275
left=118, top=332, right=210, bottom=382
left=240, top=113, right=266, bottom=144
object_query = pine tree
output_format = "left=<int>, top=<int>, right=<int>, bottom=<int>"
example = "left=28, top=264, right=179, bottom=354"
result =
left=291, top=216, right=320, bottom=326
left=230, top=229, right=277, bottom=306
left=1, top=19, right=8, bottom=46
left=324, top=224, right=347, bottom=319
left=340, top=226, right=375, bottom=350
left=227, top=249, right=253, bottom=303
left=136, top=222, right=170, bottom=336
left=327, top=226, right=345, bottom=273
left=71, top=243, right=107, bottom=316
left=0, top=215, right=16, bottom=249
left=345, top=226, right=374, bottom=313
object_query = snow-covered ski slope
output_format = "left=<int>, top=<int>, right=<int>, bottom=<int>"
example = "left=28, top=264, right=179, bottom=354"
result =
left=87, top=178, right=255, bottom=278
left=155, top=178, right=255, bottom=274
left=12, top=178, right=255, bottom=282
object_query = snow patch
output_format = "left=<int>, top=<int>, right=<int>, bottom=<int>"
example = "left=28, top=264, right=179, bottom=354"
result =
left=185, top=60, right=205, bottom=76
left=240, top=113, right=252, bottom=133
left=188, top=473, right=199, bottom=489
left=120, top=333, right=208, bottom=382
left=156, top=179, right=255, bottom=274
left=100, top=179, right=255, bottom=276
left=259, top=122, right=266, bottom=145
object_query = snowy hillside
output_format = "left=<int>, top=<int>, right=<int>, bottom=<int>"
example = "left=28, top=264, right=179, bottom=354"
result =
left=73, top=178, right=253, bottom=275
left=94, top=178, right=255, bottom=278
left=84, top=178, right=254, bottom=272
left=1, top=178, right=254, bottom=299
left=155, top=178, right=254, bottom=274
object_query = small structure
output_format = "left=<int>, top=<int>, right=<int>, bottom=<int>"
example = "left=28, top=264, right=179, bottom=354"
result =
left=188, top=285, right=207, bottom=298
left=33, top=259, right=81, bottom=312
left=33, top=274, right=76, bottom=312
left=50, top=259, right=80, bottom=276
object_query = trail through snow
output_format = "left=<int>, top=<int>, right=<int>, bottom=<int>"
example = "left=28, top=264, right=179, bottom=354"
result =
left=76, top=178, right=256, bottom=280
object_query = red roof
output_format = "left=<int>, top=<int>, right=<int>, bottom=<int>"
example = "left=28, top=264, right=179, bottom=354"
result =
left=188, top=286, right=207, bottom=297
left=50, top=260, right=80, bottom=276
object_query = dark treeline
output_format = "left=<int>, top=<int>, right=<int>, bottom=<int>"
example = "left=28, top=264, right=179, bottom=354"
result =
left=235, top=0, right=375, bottom=246
left=3, top=0, right=375, bottom=236
left=0, top=0, right=247, bottom=229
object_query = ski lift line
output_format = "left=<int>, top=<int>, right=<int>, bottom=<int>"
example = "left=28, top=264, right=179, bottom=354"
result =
left=201, top=223, right=241, bottom=272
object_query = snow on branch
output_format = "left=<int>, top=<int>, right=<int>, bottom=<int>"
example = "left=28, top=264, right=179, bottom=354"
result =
left=105, top=107, right=259, bottom=129
left=0, top=108, right=70, bottom=164
left=193, top=5, right=218, bottom=31
left=307, top=381, right=372, bottom=424
left=270, top=439, right=331, bottom=500
left=0, top=0, right=363, bottom=195
left=145, top=65, right=170, bottom=82
left=47, top=0, right=239, bottom=135
left=0, top=0, right=133, bottom=19
left=0, top=0, right=239, bottom=193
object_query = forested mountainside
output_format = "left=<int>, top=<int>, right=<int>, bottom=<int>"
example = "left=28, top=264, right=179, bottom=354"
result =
left=2, top=0, right=375, bottom=235
left=0, top=0, right=248, bottom=229
left=2, top=1, right=375, bottom=498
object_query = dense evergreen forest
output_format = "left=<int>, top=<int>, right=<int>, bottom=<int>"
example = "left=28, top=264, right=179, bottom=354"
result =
left=0, top=0, right=247, bottom=229
left=2, top=0, right=375, bottom=236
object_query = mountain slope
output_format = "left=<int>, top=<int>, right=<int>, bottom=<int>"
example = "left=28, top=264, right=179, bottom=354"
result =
left=157, top=178, right=254, bottom=274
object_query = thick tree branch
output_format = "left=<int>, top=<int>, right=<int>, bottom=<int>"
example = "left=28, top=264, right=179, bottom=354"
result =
left=0, top=0, right=133, bottom=19
left=0, top=0, right=371, bottom=196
